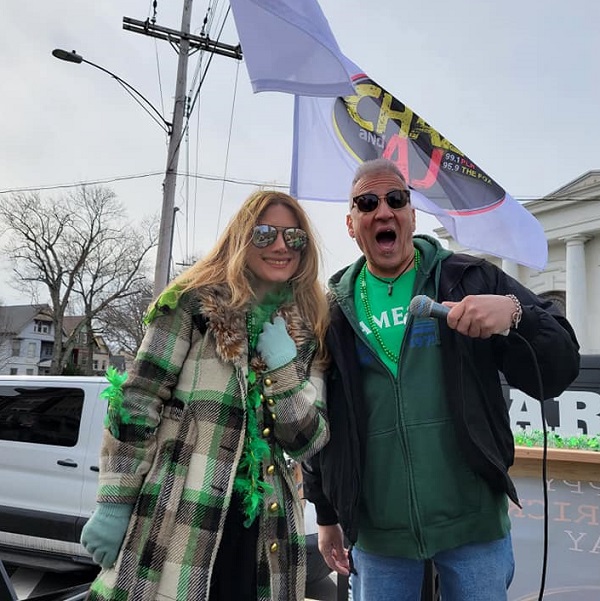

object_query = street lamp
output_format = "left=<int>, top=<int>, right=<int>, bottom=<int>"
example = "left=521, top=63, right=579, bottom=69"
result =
left=52, top=49, right=171, bottom=134
left=52, top=48, right=183, bottom=296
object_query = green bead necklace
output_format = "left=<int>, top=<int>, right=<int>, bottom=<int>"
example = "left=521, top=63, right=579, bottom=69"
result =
left=359, top=249, right=420, bottom=364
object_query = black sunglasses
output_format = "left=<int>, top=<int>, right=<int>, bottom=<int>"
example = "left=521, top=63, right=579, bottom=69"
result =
left=352, top=189, right=411, bottom=213
left=251, top=224, right=308, bottom=251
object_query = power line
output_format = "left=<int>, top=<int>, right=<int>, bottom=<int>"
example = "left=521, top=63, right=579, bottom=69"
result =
left=216, top=59, right=241, bottom=240
left=122, top=3, right=242, bottom=294
left=0, top=171, right=290, bottom=195
left=0, top=172, right=163, bottom=193
left=2, top=174, right=595, bottom=201
left=163, top=5, right=233, bottom=176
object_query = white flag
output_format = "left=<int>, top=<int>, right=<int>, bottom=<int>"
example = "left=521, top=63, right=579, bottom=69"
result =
left=230, top=0, right=548, bottom=270
left=291, top=78, right=548, bottom=271
left=229, top=0, right=357, bottom=97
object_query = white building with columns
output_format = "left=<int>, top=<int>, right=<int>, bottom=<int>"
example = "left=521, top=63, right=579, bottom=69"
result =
left=435, top=170, right=600, bottom=354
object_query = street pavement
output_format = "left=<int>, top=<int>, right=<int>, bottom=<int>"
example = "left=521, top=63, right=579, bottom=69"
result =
left=306, top=572, right=344, bottom=601
left=4, top=563, right=345, bottom=600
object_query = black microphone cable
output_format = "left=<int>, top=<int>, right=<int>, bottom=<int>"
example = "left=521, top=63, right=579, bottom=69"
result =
left=512, top=331, right=549, bottom=601
left=409, top=294, right=551, bottom=599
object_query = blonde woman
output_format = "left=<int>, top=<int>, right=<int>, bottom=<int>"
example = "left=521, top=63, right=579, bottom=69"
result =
left=81, top=190, right=329, bottom=601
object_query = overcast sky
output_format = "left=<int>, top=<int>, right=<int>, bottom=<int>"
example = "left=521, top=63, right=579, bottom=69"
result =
left=1, top=0, right=599, bottom=305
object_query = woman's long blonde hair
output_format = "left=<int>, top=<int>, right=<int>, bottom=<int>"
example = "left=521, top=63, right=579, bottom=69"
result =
left=170, top=190, right=329, bottom=360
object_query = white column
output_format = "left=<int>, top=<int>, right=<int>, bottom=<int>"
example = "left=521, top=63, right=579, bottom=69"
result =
left=563, top=235, right=589, bottom=351
left=502, top=259, right=520, bottom=282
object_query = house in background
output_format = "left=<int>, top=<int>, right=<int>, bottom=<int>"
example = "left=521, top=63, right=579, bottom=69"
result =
left=0, top=305, right=56, bottom=375
left=0, top=306, right=112, bottom=376
left=110, top=348, right=136, bottom=375
left=62, top=316, right=111, bottom=375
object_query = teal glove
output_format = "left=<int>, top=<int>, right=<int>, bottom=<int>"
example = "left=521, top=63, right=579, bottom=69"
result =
left=257, top=316, right=297, bottom=370
left=80, top=503, right=133, bottom=569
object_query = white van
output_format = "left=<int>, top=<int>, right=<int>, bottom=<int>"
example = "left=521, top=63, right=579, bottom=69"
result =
left=0, top=376, right=107, bottom=570
left=0, top=375, right=330, bottom=585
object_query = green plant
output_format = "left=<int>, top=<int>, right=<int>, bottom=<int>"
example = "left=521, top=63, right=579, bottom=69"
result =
left=513, top=428, right=600, bottom=451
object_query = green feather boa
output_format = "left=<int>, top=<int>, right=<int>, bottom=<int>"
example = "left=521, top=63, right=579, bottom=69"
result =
left=234, top=287, right=292, bottom=527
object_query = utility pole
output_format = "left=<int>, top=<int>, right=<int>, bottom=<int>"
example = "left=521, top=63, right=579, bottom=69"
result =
left=123, top=2, right=242, bottom=297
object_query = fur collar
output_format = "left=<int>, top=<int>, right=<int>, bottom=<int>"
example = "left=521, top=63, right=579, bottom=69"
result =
left=194, top=284, right=314, bottom=365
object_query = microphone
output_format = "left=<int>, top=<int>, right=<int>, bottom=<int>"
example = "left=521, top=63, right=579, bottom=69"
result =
left=408, top=294, right=510, bottom=336
left=408, top=295, right=449, bottom=320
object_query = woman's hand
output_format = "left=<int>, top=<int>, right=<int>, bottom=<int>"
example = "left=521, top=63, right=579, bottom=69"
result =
left=257, top=316, right=297, bottom=370
left=80, top=503, right=133, bottom=569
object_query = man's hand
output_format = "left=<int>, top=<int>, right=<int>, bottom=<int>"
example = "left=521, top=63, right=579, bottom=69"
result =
left=444, top=294, right=516, bottom=339
left=318, top=523, right=350, bottom=576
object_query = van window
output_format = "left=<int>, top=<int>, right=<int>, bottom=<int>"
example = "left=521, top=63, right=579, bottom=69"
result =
left=0, top=385, right=84, bottom=446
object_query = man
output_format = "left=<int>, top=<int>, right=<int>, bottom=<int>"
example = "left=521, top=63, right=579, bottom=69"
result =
left=302, top=158, right=580, bottom=600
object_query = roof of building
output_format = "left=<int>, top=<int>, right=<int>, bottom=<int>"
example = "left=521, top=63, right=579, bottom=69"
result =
left=62, top=315, right=111, bottom=356
left=62, top=315, right=85, bottom=335
left=0, top=304, right=52, bottom=336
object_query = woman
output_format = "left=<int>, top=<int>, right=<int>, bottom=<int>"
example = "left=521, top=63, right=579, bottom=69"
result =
left=81, top=190, right=330, bottom=601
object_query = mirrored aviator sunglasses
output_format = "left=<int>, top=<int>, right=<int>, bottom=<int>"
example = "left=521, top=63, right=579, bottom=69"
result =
left=251, top=224, right=308, bottom=251
left=352, top=188, right=410, bottom=213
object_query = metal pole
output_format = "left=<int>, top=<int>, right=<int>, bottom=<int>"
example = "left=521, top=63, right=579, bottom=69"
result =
left=0, top=560, right=17, bottom=601
left=153, top=0, right=193, bottom=297
left=169, top=206, right=180, bottom=276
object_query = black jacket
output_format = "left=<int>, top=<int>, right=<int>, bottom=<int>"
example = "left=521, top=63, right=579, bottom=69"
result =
left=302, top=252, right=580, bottom=545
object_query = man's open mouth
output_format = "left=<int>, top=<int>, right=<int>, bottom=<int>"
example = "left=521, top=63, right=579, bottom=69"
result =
left=376, top=229, right=397, bottom=249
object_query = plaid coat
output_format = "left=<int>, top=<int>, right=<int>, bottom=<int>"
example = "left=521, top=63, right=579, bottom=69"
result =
left=87, top=284, right=328, bottom=601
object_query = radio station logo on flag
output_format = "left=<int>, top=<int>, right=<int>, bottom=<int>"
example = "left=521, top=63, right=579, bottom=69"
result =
left=332, top=74, right=505, bottom=215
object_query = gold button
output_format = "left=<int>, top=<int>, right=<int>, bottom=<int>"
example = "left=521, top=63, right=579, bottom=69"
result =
left=267, top=398, right=275, bottom=406
left=264, top=378, right=272, bottom=387
left=260, top=394, right=265, bottom=402
left=271, top=413, right=276, bottom=421
left=266, top=464, right=275, bottom=476
left=270, top=542, right=278, bottom=553
left=262, top=427, right=271, bottom=437
left=268, top=502, right=279, bottom=513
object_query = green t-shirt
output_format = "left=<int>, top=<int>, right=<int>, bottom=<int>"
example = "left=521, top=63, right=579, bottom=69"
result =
left=354, top=263, right=416, bottom=373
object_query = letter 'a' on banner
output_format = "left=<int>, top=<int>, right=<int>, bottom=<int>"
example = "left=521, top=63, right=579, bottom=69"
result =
left=290, top=77, right=548, bottom=271
left=229, top=0, right=548, bottom=270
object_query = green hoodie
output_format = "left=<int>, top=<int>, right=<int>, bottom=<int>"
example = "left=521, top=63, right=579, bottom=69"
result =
left=329, top=235, right=509, bottom=558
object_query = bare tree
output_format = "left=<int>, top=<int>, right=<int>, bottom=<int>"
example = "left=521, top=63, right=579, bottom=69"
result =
left=95, top=279, right=153, bottom=357
left=0, top=186, right=158, bottom=374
